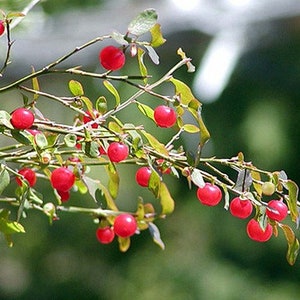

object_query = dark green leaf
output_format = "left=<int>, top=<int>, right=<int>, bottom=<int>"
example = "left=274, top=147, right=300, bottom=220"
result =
left=10, top=130, right=31, bottom=145
left=83, top=141, right=99, bottom=158
left=0, top=168, right=10, bottom=195
left=128, top=9, right=157, bottom=36
left=148, top=170, right=161, bottom=199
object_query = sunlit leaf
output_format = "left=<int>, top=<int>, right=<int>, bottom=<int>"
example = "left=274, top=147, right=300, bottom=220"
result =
left=136, top=102, right=154, bottom=120
left=182, top=124, right=200, bottom=133
left=35, top=132, right=48, bottom=149
left=103, top=80, right=120, bottom=107
left=31, top=67, right=40, bottom=101
left=6, top=11, right=25, bottom=19
left=148, top=222, right=165, bottom=250
left=118, top=236, right=131, bottom=252
left=81, top=96, right=94, bottom=112
left=137, top=48, right=148, bottom=83
left=159, top=182, right=175, bottom=215
left=169, top=77, right=196, bottom=105
left=141, top=130, right=169, bottom=156
left=278, top=223, right=300, bottom=265
left=150, top=23, right=166, bottom=48
left=177, top=48, right=195, bottom=72
left=251, top=170, right=262, bottom=196
left=106, top=163, right=119, bottom=199
left=69, top=80, right=84, bottom=96
left=108, top=121, right=123, bottom=134
left=0, top=218, right=25, bottom=234
left=128, top=9, right=157, bottom=36
left=190, top=168, right=205, bottom=188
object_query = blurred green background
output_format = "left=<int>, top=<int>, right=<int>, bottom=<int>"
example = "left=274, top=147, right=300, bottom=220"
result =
left=1, top=0, right=300, bottom=299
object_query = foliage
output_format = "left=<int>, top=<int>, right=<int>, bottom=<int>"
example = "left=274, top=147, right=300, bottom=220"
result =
left=0, top=8, right=299, bottom=265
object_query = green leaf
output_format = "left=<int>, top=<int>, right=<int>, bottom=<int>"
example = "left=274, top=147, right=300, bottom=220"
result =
left=0, top=168, right=10, bottom=195
left=177, top=48, right=195, bottom=72
left=6, top=11, right=25, bottom=19
left=159, top=182, right=175, bottom=215
left=251, top=170, right=262, bottom=196
left=141, top=130, right=169, bottom=156
left=83, top=141, right=99, bottom=158
left=106, top=163, right=119, bottom=199
left=31, top=66, right=40, bottom=101
left=80, top=96, right=94, bottom=112
left=64, top=134, right=77, bottom=148
left=278, top=223, right=300, bottom=265
left=108, top=121, right=123, bottom=134
left=11, top=130, right=31, bottom=145
left=145, top=45, right=159, bottom=65
left=103, top=80, right=120, bottom=107
left=118, top=236, right=131, bottom=252
left=0, top=110, right=13, bottom=129
left=150, top=23, right=166, bottom=48
left=182, top=124, right=200, bottom=133
left=136, top=102, right=154, bottom=120
left=111, top=30, right=129, bottom=45
left=148, top=170, right=161, bottom=199
left=137, top=48, right=148, bottom=83
left=148, top=222, right=165, bottom=250
left=0, top=218, right=25, bottom=234
left=128, top=9, right=158, bottom=36
left=69, top=80, right=84, bottom=96
left=96, top=96, right=107, bottom=114
left=283, top=180, right=299, bottom=222
left=35, top=132, right=48, bottom=149
left=169, top=77, right=197, bottom=106
left=83, top=176, right=119, bottom=211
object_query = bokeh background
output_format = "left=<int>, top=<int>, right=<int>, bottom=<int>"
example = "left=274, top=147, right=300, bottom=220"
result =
left=1, top=0, right=300, bottom=299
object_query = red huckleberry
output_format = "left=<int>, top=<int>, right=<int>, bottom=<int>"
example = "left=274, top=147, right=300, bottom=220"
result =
left=16, top=168, right=37, bottom=187
left=50, top=167, right=75, bottom=192
left=0, top=20, right=5, bottom=36
left=197, top=183, right=222, bottom=206
left=96, top=227, right=115, bottom=244
left=154, top=105, right=177, bottom=128
left=107, top=142, right=129, bottom=163
left=99, top=45, right=126, bottom=71
left=11, top=108, right=35, bottom=130
left=57, top=190, right=70, bottom=202
left=135, top=167, right=152, bottom=187
left=113, top=214, right=137, bottom=238
left=246, top=219, right=273, bottom=242
left=266, top=200, right=288, bottom=222
left=229, top=197, right=253, bottom=219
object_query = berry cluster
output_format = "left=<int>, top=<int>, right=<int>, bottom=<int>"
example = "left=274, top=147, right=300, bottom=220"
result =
left=196, top=182, right=289, bottom=243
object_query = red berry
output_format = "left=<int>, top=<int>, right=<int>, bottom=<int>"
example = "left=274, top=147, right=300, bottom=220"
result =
left=82, top=110, right=99, bottom=129
left=266, top=200, right=288, bottom=222
left=99, top=46, right=125, bottom=71
left=113, top=214, right=137, bottom=238
left=229, top=197, right=253, bottom=219
left=196, top=183, right=222, bottom=206
left=246, top=219, right=273, bottom=242
left=0, top=20, right=5, bottom=36
left=135, top=167, right=152, bottom=187
left=57, top=190, right=70, bottom=202
left=107, top=142, right=129, bottom=163
left=16, top=168, right=37, bottom=187
left=154, top=105, right=177, bottom=128
left=96, top=227, right=115, bottom=244
left=50, top=167, right=75, bottom=192
left=11, top=108, right=35, bottom=130
left=156, top=159, right=171, bottom=174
